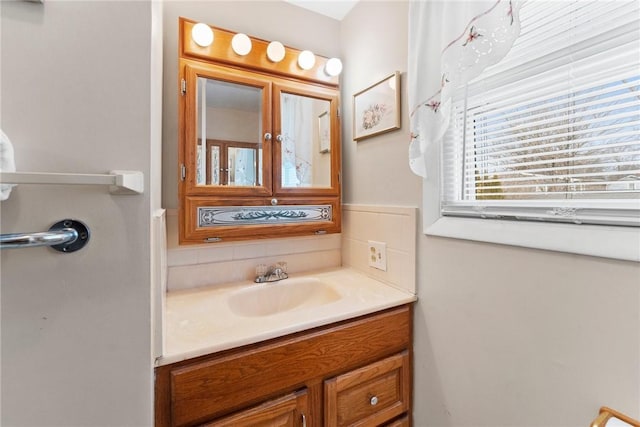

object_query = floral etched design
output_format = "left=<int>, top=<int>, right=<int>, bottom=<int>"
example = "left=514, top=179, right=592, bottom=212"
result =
left=462, top=26, right=482, bottom=47
left=232, top=210, right=308, bottom=221
left=426, top=100, right=441, bottom=113
left=319, top=207, right=331, bottom=219
left=362, top=103, right=389, bottom=130
left=198, top=205, right=332, bottom=227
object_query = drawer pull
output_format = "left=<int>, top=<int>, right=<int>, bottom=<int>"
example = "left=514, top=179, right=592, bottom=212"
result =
left=370, top=395, right=379, bottom=406
left=301, top=413, right=306, bottom=427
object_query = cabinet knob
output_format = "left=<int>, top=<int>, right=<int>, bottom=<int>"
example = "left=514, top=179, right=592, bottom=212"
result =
left=264, top=132, right=272, bottom=141
left=271, top=198, right=278, bottom=206
left=276, top=134, right=283, bottom=142
left=370, top=395, right=379, bottom=406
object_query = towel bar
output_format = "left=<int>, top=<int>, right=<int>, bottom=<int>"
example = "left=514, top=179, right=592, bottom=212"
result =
left=0, top=170, right=143, bottom=195
left=0, top=219, right=90, bottom=252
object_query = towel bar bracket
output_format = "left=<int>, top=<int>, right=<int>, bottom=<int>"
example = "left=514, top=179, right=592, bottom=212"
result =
left=49, top=219, right=90, bottom=253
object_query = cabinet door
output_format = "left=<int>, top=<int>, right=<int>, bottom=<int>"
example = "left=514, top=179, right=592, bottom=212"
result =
left=203, top=390, right=308, bottom=427
left=324, top=352, right=410, bottom=427
left=273, top=82, right=340, bottom=197
left=183, top=63, right=273, bottom=197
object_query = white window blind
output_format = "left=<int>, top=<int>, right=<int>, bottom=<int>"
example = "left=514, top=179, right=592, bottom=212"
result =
left=442, top=0, right=640, bottom=227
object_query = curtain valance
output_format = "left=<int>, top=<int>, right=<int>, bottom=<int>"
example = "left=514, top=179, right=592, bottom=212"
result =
left=408, top=0, right=522, bottom=177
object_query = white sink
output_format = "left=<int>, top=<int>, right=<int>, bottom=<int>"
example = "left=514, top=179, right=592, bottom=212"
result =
left=227, top=277, right=341, bottom=317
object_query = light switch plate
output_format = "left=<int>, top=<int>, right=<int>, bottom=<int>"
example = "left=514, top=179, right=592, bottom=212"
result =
left=367, top=240, right=387, bottom=271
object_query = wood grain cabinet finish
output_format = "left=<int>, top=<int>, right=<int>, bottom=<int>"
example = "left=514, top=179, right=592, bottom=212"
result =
left=383, top=416, right=410, bottom=427
left=203, top=390, right=309, bottom=427
left=178, top=18, right=343, bottom=244
left=155, top=304, right=413, bottom=427
left=324, top=352, right=410, bottom=427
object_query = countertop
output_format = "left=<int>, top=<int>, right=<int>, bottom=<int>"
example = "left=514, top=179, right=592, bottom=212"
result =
left=157, top=267, right=416, bottom=366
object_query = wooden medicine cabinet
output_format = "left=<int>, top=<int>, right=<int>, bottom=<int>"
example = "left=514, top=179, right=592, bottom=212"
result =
left=178, top=18, right=342, bottom=244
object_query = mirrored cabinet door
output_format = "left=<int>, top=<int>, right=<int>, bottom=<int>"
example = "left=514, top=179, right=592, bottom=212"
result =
left=273, top=83, right=340, bottom=196
left=184, top=64, right=273, bottom=196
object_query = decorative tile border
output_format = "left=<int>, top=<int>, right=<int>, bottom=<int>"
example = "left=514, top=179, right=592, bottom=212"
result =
left=198, top=205, right=333, bottom=227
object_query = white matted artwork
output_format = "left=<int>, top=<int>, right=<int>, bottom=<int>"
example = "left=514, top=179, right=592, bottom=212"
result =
left=353, top=71, right=400, bottom=141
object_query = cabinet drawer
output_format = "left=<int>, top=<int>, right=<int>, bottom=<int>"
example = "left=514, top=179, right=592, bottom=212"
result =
left=324, top=351, right=410, bottom=427
left=203, top=390, right=308, bottom=427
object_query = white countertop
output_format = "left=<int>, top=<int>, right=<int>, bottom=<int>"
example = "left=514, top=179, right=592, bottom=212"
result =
left=157, top=267, right=416, bottom=366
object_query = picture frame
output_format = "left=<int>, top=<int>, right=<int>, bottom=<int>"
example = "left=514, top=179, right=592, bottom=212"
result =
left=353, top=71, right=401, bottom=141
left=318, top=110, right=330, bottom=153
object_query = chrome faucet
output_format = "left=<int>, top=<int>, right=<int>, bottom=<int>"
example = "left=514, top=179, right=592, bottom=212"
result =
left=254, top=262, right=289, bottom=283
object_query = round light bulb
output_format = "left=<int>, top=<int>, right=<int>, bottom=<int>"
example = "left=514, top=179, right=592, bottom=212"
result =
left=267, top=41, right=286, bottom=63
left=231, top=33, right=252, bottom=56
left=325, top=58, right=343, bottom=76
left=297, top=50, right=316, bottom=70
left=191, top=23, right=214, bottom=48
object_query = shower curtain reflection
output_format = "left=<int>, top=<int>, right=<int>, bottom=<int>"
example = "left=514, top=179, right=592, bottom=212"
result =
left=281, top=93, right=313, bottom=187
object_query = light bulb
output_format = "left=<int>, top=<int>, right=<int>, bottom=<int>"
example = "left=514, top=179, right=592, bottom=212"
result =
left=191, top=23, right=214, bottom=48
left=325, top=58, right=343, bottom=76
left=267, top=41, right=286, bottom=63
left=297, top=50, right=316, bottom=70
left=231, top=33, right=252, bottom=56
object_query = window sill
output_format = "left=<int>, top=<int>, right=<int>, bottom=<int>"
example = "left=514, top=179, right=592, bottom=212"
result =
left=425, top=216, right=640, bottom=262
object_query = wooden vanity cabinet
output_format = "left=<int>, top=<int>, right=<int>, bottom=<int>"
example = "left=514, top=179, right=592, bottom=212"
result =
left=155, top=304, right=413, bottom=427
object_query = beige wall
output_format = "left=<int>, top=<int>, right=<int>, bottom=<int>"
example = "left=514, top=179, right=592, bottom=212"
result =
left=204, top=107, right=260, bottom=141
left=0, top=1, right=158, bottom=424
left=340, top=1, right=640, bottom=426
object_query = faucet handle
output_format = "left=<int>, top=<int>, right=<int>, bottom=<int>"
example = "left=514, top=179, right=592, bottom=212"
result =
left=276, top=261, right=288, bottom=274
left=256, top=263, right=268, bottom=276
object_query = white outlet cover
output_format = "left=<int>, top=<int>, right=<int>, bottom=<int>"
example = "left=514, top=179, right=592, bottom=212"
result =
left=367, top=240, right=387, bottom=271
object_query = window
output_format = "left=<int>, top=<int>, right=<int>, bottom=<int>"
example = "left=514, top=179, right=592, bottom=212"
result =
left=442, top=0, right=640, bottom=227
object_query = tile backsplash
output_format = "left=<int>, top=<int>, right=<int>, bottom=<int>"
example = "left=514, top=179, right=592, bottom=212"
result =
left=165, top=210, right=341, bottom=291
left=341, top=204, right=417, bottom=294
left=165, top=205, right=416, bottom=293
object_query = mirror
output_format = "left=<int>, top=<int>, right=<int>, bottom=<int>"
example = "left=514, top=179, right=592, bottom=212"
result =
left=193, top=75, right=335, bottom=190
left=179, top=18, right=341, bottom=244
left=279, top=92, right=332, bottom=188
left=196, top=76, right=263, bottom=187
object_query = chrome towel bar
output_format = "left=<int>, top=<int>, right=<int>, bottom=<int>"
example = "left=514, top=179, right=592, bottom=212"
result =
left=0, top=219, right=90, bottom=252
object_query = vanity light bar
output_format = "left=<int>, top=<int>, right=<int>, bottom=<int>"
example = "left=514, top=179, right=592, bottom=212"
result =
left=182, top=19, right=341, bottom=86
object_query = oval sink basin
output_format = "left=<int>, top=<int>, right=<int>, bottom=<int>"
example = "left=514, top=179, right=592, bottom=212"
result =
left=228, top=277, right=341, bottom=317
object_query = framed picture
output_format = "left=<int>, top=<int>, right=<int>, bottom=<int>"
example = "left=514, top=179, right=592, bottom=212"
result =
left=353, top=71, right=401, bottom=141
left=318, top=110, right=330, bottom=153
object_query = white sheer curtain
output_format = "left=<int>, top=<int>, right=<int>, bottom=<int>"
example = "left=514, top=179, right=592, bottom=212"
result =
left=408, top=0, right=522, bottom=177
left=281, top=93, right=313, bottom=187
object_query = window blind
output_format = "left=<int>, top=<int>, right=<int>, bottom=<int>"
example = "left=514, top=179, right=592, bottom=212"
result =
left=442, top=0, right=640, bottom=226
